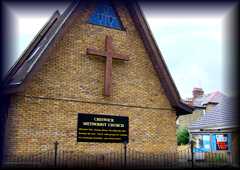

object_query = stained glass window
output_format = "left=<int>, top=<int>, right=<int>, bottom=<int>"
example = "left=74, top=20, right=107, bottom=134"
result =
left=88, top=0, right=123, bottom=30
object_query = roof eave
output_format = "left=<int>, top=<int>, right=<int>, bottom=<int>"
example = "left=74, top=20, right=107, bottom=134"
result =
left=2, top=0, right=80, bottom=95
left=2, top=11, right=61, bottom=88
left=176, top=101, right=193, bottom=115
left=189, top=125, right=239, bottom=132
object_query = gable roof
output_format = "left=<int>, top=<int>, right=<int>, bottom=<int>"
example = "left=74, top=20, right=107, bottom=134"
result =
left=1, top=0, right=192, bottom=115
left=189, top=97, right=238, bottom=130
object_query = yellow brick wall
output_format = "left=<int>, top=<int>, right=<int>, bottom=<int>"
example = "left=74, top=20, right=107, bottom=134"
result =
left=4, top=2, right=177, bottom=156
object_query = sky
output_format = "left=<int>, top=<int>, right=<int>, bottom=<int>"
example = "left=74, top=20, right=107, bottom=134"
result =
left=140, top=2, right=237, bottom=98
left=2, top=1, right=237, bottom=99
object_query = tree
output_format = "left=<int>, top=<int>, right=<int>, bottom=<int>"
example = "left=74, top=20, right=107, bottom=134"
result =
left=177, top=127, right=190, bottom=145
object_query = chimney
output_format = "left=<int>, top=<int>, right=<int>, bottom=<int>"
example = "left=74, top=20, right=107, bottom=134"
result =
left=192, top=87, right=204, bottom=98
left=184, top=98, right=193, bottom=106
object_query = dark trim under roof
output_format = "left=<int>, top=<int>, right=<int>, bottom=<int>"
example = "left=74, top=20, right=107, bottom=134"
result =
left=1, top=0, right=192, bottom=114
left=2, top=0, right=80, bottom=94
left=3, top=10, right=60, bottom=88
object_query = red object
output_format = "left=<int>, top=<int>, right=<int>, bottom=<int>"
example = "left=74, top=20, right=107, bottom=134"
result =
left=87, top=35, right=129, bottom=96
left=217, top=141, right=228, bottom=150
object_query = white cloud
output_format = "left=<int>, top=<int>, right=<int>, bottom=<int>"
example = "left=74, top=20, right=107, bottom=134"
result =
left=145, top=15, right=226, bottom=98
left=173, top=63, right=212, bottom=98
left=147, top=17, right=222, bottom=25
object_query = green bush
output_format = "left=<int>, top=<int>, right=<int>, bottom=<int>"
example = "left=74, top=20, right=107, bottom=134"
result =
left=177, top=127, right=189, bottom=145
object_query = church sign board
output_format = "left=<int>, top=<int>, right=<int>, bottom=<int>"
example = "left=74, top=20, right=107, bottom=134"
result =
left=77, top=113, right=129, bottom=143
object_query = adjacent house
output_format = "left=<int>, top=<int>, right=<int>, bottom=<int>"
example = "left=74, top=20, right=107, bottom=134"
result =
left=189, top=96, right=239, bottom=165
left=176, top=87, right=239, bottom=166
left=177, top=87, right=226, bottom=129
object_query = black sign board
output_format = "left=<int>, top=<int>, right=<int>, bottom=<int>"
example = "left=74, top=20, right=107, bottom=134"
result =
left=77, top=113, right=129, bottom=143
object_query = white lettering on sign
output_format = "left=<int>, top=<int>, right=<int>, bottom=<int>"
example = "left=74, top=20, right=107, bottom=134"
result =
left=216, top=135, right=227, bottom=142
left=94, top=117, right=114, bottom=122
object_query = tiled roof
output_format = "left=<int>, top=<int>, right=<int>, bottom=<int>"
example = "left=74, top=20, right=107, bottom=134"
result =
left=187, top=91, right=227, bottom=108
left=202, top=91, right=225, bottom=104
left=189, top=97, right=238, bottom=130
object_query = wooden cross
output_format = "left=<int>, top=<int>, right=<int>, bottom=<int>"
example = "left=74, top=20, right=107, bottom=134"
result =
left=87, top=35, right=129, bottom=96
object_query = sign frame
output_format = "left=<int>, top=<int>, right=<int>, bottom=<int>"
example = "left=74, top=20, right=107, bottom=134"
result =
left=77, top=113, right=129, bottom=143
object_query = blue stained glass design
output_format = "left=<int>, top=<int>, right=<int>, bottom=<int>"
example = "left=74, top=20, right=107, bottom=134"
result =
left=88, top=0, right=123, bottom=30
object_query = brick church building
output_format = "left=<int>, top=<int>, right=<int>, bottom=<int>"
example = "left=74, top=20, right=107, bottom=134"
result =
left=0, top=0, right=191, bottom=167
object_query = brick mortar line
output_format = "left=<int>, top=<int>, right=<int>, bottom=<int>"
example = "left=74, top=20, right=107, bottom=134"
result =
left=17, top=95, right=175, bottom=111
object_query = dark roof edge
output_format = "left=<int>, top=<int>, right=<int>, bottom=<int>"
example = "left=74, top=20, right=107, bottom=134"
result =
left=206, top=101, right=219, bottom=104
left=193, top=105, right=206, bottom=109
left=3, top=0, right=80, bottom=94
left=127, top=1, right=192, bottom=114
left=189, top=124, right=240, bottom=131
left=177, top=101, right=193, bottom=115
left=2, top=10, right=61, bottom=87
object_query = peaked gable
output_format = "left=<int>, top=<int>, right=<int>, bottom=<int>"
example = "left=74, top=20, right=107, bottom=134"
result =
left=1, top=0, right=192, bottom=114
left=88, top=0, right=123, bottom=30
